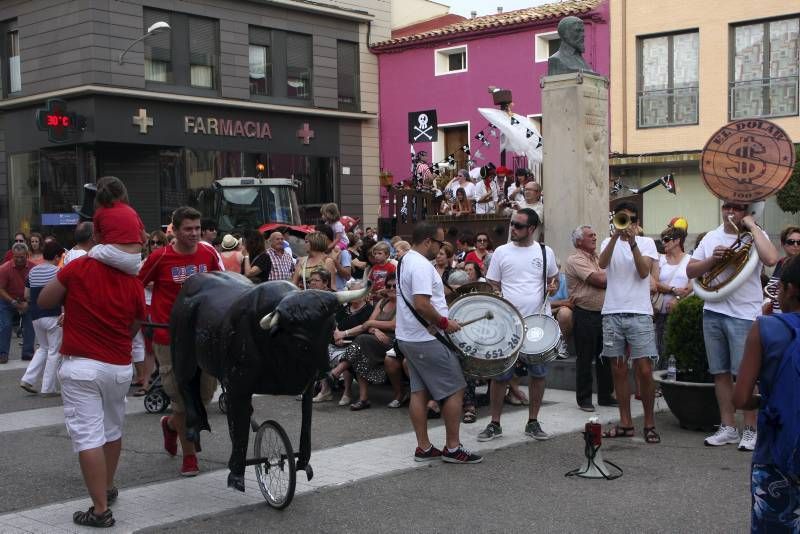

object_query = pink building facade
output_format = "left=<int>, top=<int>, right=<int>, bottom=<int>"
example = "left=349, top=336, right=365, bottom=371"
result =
left=372, top=0, right=610, bottom=204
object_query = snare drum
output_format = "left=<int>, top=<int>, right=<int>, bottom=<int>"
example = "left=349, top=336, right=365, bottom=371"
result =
left=447, top=293, right=524, bottom=378
left=518, top=314, right=561, bottom=365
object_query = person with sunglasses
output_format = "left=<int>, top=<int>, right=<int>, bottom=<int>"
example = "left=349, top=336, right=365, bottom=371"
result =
left=687, top=201, right=778, bottom=450
left=652, top=223, right=693, bottom=364
left=478, top=208, right=558, bottom=443
left=763, top=225, right=800, bottom=315
left=597, top=201, right=661, bottom=443
left=2, top=232, right=28, bottom=265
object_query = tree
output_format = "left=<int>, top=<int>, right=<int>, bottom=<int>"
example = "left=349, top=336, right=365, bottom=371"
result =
left=777, top=144, right=800, bottom=214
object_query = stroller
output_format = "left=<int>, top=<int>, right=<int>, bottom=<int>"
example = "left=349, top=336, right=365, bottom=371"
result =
left=143, top=372, right=170, bottom=414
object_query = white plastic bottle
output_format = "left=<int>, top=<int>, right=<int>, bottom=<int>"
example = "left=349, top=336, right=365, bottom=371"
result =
left=667, top=355, right=677, bottom=381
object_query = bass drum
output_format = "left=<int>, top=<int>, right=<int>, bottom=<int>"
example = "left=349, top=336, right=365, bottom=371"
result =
left=447, top=293, right=525, bottom=379
left=519, top=314, right=560, bottom=365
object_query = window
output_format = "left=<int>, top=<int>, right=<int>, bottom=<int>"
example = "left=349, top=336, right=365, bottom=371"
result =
left=7, top=29, right=19, bottom=93
left=731, top=17, right=799, bottom=119
left=189, top=16, right=218, bottom=88
left=638, top=31, right=699, bottom=128
left=286, top=33, right=312, bottom=99
left=337, top=41, right=359, bottom=111
left=144, top=9, right=172, bottom=83
left=435, top=45, right=467, bottom=75
left=143, top=9, right=218, bottom=90
left=535, top=32, right=560, bottom=63
left=249, top=27, right=272, bottom=96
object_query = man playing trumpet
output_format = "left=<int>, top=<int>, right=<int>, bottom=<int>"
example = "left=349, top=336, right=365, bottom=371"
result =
left=686, top=201, right=778, bottom=450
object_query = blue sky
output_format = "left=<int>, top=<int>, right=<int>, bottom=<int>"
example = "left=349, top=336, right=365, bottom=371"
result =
left=443, top=0, right=553, bottom=18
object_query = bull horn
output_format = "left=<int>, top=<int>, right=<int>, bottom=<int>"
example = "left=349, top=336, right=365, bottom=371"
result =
left=259, top=311, right=280, bottom=330
left=336, top=284, right=370, bottom=304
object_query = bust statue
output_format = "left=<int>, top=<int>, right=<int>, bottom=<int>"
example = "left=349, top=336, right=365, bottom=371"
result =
left=547, top=16, right=596, bottom=76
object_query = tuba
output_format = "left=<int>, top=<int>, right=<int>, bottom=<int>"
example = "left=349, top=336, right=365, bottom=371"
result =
left=692, top=120, right=795, bottom=303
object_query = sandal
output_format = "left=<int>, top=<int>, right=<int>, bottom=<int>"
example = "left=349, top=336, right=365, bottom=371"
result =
left=644, top=426, right=661, bottom=444
left=462, top=409, right=477, bottom=424
left=350, top=399, right=371, bottom=411
left=602, top=424, right=635, bottom=438
left=73, top=506, right=115, bottom=528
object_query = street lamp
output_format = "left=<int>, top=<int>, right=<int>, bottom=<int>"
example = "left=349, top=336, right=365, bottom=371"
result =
left=118, top=21, right=171, bottom=64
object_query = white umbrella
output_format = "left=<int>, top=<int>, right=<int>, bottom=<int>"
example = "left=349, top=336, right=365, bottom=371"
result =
left=477, top=108, right=543, bottom=165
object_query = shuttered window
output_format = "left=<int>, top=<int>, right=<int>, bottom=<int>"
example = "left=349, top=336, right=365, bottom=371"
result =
left=189, top=16, right=217, bottom=88
left=286, top=33, right=312, bottom=99
left=144, top=9, right=172, bottom=83
left=337, top=41, right=358, bottom=111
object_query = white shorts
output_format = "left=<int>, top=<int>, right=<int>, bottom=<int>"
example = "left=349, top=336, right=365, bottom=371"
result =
left=58, top=357, right=133, bottom=452
left=88, top=244, right=143, bottom=275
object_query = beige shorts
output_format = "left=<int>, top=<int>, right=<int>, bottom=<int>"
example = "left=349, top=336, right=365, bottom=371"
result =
left=153, top=343, right=218, bottom=414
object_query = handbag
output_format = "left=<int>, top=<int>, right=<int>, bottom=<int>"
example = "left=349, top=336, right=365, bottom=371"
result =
left=652, top=254, right=682, bottom=314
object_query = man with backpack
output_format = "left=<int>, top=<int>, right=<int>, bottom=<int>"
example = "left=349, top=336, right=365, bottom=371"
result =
left=734, top=255, right=800, bottom=532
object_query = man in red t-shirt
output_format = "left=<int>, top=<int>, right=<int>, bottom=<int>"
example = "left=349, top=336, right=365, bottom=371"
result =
left=39, top=254, right=145, bottom=527
left=139, top=206, right=224, bottom=477
left=0, top=243, right=36, bottom=363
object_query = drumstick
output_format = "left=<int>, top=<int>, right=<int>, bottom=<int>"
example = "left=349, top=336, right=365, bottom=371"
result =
left=458, top=311, right=494, bottom=327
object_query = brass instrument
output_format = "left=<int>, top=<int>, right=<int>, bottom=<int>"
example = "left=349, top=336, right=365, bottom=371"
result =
left=612, top=211, right=631, bottom=230
left=694, top=215, right=758, bottom=300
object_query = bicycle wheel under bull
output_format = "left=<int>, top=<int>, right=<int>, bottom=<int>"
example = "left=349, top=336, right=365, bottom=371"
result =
left=253, top=420, right=296, bottom=509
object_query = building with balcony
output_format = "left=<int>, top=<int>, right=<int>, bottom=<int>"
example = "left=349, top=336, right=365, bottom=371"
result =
left=609, top=0, right=799, bottom=239
left=0, top=0, right=388, bottom=245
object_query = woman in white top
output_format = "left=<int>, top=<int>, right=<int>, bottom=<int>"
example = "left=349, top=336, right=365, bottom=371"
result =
left=652, top=225, right=693, bottom=365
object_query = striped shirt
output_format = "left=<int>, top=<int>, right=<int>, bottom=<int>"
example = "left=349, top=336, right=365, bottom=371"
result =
left=26, top=263, right=60, bottom=320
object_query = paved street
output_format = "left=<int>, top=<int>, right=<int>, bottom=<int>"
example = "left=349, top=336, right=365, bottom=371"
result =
left=1, top=342, right=752, bottom=533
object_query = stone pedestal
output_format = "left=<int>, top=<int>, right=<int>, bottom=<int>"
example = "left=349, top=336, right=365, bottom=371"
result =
left=541, top=72, right=609, bottom=264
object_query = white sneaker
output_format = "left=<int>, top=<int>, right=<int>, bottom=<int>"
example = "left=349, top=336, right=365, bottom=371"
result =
left=704, top=425, right=740, bottom=446
left=556, top=339, right=569, bottom=360
left=738, top=426, right=757, bottom=451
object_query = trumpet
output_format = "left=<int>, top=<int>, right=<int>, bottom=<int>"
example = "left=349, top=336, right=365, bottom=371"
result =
left=612, top=211, right=631, bottom=230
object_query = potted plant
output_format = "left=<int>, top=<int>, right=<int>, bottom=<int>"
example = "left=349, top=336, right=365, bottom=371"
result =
left=653, top=295, right=720, bottom=431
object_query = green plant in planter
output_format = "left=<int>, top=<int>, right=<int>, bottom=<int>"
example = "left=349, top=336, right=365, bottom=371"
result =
left=664, top=295, right=712, bottom=383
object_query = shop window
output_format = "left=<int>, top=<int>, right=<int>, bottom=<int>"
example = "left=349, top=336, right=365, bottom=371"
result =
left=144, top=9, right=218, bottom=91
left=9, top=152, right=39, bottom=236
left=638, top=30, right=699, bottom=128
left=249, top=27, right=272, bottom=96
left=731, top=17, right=799, bottom=119
left=435, top=45, right=467, bottom=76
left=337, top=41, right=359, bottom=111
left=286, top=33, right=312, bottom=99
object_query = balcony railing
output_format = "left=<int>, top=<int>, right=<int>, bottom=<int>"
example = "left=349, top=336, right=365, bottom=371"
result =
left=730, top=76, right=799, bottom=120
left=637, top=86, right=698, bottom=128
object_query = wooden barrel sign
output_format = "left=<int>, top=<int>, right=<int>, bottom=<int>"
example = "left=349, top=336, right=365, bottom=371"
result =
left=700, top=119, right=795, bottom=203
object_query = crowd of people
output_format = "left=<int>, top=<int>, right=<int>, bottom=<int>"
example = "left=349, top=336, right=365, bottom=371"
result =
left=2, top=168, right=799, bottom=529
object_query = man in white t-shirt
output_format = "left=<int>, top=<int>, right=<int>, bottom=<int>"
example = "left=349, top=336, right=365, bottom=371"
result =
left=62, top=222, right=95, bottom=266
left=598, top=202, right=661, bottom=444
left=478, top=208, right=558, bottom=443
left=474, top=167, right=499, bottom=215
left=396, top=222, right=482, bottom=464
left=686, top=201, right=778, bottom=450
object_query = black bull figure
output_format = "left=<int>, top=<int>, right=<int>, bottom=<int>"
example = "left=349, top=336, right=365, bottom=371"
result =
left=169, top=271, right=369, bottom=492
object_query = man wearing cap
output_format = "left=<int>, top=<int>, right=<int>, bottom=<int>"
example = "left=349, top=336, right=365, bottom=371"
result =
left=686, top=201, right=777, bottom=451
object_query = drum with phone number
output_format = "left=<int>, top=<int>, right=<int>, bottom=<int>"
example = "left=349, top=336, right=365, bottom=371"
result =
left=446, top=293, right=525, bottom=378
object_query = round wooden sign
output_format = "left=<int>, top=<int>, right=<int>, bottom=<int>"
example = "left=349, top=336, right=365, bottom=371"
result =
left=700, top=120, right=795, bottom=203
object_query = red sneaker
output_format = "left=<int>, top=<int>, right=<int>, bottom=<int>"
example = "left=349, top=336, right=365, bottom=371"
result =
left=160, top=416, right=178, bottom=457
left=181, top=454, right=199, bottom=476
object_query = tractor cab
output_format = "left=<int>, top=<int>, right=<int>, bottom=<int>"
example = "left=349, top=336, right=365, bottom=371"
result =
left=210, top=177, right=302, bottom=233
